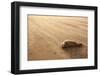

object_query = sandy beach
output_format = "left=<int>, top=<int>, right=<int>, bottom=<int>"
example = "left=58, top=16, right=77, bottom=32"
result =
left=28, top=15, right=88, bottom=61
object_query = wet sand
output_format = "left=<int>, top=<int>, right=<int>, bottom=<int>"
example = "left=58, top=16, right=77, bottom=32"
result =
left=28, top=15, right=88, bottom=61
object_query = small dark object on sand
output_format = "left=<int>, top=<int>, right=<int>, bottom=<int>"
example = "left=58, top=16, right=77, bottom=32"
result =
left=61, top=40, right=83, bottom=48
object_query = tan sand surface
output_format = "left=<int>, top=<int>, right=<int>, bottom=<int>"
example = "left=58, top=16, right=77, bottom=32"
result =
left=28, top=15, right=88, bottom=61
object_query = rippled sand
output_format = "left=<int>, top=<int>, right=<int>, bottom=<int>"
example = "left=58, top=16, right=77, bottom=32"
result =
left=28, top=15, right=88, bottom=61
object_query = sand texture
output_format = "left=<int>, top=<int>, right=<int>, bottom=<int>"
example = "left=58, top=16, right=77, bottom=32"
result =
left=28, top=15, right=88, bottom=61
